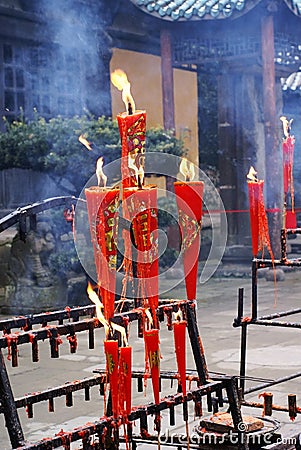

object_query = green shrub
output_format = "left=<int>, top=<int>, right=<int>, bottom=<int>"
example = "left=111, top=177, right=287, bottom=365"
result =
left=0, top=112, right=186, bottom=194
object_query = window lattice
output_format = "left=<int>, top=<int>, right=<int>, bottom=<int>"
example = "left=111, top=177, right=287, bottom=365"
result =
left=1, top=42, right=83, bottom=122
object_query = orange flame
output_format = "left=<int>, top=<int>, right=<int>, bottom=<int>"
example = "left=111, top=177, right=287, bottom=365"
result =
left=179, top=158, right=195, bottom=182
left=247, top=166, right=258, bottom=182
left=96, top=157, right=107, bottom=187
left=128, top=153, right=144, bottom=187
left=173, top=310, right=183, bottom=321
left=79, top=134, right=93, bottom=151
left=111, top=69, right=136, bottom=114
left=86, top=282, right=109, bottom=336
left=111, top=322, right=128, bottom=347
left=280, top=116, right=293, bottom=138
left=145, top=308, right=153, bottom=327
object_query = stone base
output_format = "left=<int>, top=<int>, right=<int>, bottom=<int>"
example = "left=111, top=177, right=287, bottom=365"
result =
left=4, top=282, right=68, bottom=315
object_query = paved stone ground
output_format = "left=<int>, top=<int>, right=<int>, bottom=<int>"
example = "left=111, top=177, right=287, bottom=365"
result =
left=0, top=265, right=301, bottom=449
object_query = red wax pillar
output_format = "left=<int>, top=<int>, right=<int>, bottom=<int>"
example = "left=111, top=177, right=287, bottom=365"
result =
left=119, top=346, right=132, bottom=415
left=247, top=180, right=262, bottom=257
left=85, top=187, right=119, bottom=320
left=117, top=111, right=146, bottom=190
left=144, top=329, right=160, bottom=405
left=104, top=340, right=119, bottom=418
left=283, top=135, right=296, bottom=228
left=123, top=186, right=158, bottom=314
left=247, top=180, right=273, bottom=260
left=174, top=181, right=204, bottom=300
left=173, top=320, right=187, bottom=396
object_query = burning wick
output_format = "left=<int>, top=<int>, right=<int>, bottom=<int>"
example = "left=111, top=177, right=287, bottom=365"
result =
left=79, top=134, right=93, bottom=151
left=173, top=310, right=183, bottom=322
left=87, top=282, right=110, bottom=337
left=247, top=166, right=258, bottom=182
left=96, top=157, right=107, bottom=187
left=111, top=69, right=136, bottom=115
left=110, top=322, right=128, bottom=347
left=179, top=158, right=195, bottom=182
left=280, top=116, right=293, bottom=138
left=128, top=154, right=144, bottom=188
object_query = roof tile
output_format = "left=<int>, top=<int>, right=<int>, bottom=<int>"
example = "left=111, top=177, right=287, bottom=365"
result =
left=130, top=0, right=247, bottom=19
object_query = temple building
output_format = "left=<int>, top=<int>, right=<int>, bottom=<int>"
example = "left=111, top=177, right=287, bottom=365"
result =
left=1, top=0, right=301, bottom=252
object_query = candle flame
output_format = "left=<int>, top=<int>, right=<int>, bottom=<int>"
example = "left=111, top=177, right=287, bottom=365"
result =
left=111, top=69, right=136, bottom=115
left=280, top=116, right=293, bottom=138
left=173, top=310, right=183, bottom=321
left=110, top=322, right=128, bottom=347
left=145, top=308, right=153, bottom=326
left=179, top=158, right=195, bottom=182
left=128, top=153, right=144, bottom=187
left=79, top=134, right=93, bottom=151
left=96, top=157, right=107, bottom=187
left=247, top=166, right=258, bottom=182
left=137, top=163, right=144, bottom=188
left=87, top=282, right=109, bottom=336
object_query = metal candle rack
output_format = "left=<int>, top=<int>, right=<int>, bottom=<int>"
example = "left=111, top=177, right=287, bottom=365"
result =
left=234, top=225, right=301, bottom=423
left=0, top=198, right=246, bottom=450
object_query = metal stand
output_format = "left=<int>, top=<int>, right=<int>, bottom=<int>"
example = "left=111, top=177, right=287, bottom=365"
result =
left=0, top=198, right=246, bottom=449
left=0, top=301, right=246, bottom=450
left=234, top=226, right=301, bottom=421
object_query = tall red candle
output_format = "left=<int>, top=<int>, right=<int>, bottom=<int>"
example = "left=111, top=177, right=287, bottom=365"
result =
left=283, top=135, right=295, bottom=197
left=123, top=186, right=158, bottom=314
left=119, top=346, right=132, bottom=415
left=173, top=320, right=187, bottom=396
left=104, top=340, right=119, bottom=418
left=174, top=181, right=204, bottom=300
left=144, top=328, right=160, bottom=405
left=283, top=135, right=296, bottom=228
left=247, top=176, right=273, bottom=260
left=247, top=180, right=262, bottom=257
left=85, top=187, right=119, bottom=320
left=117, top=111, right=146, bottom=190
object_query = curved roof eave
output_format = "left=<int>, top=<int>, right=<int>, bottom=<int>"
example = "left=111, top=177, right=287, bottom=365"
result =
left=129, top=0, right=264, bottom=21
left=283, top=0, right=301, bottom=17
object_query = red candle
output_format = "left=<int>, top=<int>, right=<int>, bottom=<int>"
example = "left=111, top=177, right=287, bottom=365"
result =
left=174, top=181, right=204, bottom=300
left=104, top=340, right=119, bottom=417
left=144, top=328, right=160, bottom=405
left=247, top=169, right=273, bottom=260
left=173, top=320, right=187, bottom=396
left=119, top=346, right=132, bottom=415
left=117, top=111, right=146, bottom=190
left=283, top=135, right=295, bottom=197
left=283, top=134, right=296, bottom=228
left=123, top=186, right=158, bottom=314
left=85, top=187, right=119, bottom=320
left=247, top=179, right=262, bottom=257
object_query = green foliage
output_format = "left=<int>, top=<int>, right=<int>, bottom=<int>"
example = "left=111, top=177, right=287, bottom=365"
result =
left=157, top=196, right=178, bottom=227
left=146, top=128, right=186, bottom=157
left=41, top=210, right=80, bottom=277
left=0, top=113, right=186, bottom=194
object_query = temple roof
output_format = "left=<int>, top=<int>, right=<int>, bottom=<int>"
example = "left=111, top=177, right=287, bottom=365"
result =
left=130, top=0, right=301, bottom=20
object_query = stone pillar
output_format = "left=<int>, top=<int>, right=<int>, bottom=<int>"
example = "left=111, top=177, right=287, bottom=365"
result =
left=217, top=72, right=237, bottom=243
left=160, top=28, right=175, bottom=132
left=261, top=12, right=282, bottom=258
left=85, top=29, right=113, bottom=117
left=217, top=70, right=266, bottom=254
left=160, top=28, right=176, bottom=192
left=235, top=73, right=265, bottom=245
